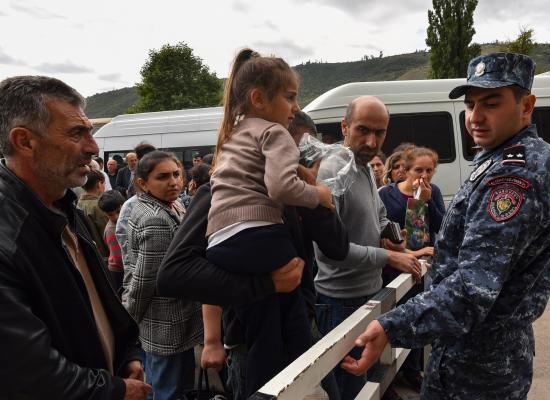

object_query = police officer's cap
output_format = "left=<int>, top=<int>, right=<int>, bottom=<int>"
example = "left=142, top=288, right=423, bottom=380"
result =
left=448, top=52, right=536, bottom=99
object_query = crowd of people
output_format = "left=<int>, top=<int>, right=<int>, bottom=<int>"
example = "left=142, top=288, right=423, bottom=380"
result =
left=0, top=50, right=549, bottom=400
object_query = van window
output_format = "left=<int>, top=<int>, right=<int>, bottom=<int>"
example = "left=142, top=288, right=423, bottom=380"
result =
left=382, top=112, right=455, bottom=162
left=316, top=112, right=456, bottom=163
left=316, top=113, right=455, bottom=162
left=532, top=107, right=550, bottom=143
left=461, top=107, right=550, bottom=161
left=104, top=145, right=215, bottom=172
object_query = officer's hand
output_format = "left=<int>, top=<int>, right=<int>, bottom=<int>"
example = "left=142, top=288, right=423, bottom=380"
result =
left=387, top=250, right=422, bottom=282
left=340, top=320, right=388, bottom=376
left=123, top=378, right=152, bottom=400
left=271, top=257, right=304, bottom=293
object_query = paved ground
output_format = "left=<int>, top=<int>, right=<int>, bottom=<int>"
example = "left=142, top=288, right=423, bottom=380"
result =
left=529, top=308, right=550, bottom=399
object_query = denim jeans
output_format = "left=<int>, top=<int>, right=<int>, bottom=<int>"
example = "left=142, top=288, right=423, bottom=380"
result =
left=226, top=347, right=247, bottom=400
left=316, top=293, right=372, bottom=400
left=145, top=348, right=195, bottom=400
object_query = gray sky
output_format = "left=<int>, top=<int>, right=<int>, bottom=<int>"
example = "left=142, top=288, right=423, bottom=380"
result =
left=1, top=0, right=548, bottom=97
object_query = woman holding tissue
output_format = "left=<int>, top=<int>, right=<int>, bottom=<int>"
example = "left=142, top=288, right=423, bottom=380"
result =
left=379, top=146, right=445, bottom=256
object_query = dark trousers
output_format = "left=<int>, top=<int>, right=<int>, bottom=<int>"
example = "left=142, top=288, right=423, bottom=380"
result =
left=316, top=293, right=374, bottom=400
left=207, top=224, right=312, bottom=396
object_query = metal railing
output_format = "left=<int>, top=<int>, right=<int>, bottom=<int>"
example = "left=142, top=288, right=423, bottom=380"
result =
left=250, top=260, right=428, bottom=400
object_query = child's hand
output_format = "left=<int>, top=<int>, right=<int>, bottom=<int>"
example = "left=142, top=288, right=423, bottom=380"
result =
left=201, top=341, right=226, bottom=371
left=317, top=183, right=335, bottom=212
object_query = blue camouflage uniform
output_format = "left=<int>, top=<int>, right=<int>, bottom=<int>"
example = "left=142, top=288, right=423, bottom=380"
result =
left=377, top=53, right=550, bottom=400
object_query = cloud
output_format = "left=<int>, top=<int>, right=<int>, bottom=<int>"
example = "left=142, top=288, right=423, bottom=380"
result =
left=299, top=0, right=429, bottom=20
left=252, top=38, right=315, bottom=59
left=232, top=0, right=249, bottom=12
left=99, top=73, right=123, bottom=82
left=264, top=20, right=279, bottom=31
left=34, top=61, right=93, bottom=74
left=475, top=0, right=548, bottom=21
left=0, top=10, right=7, bottom=17
left=0, top=46, right=26, bottom=66
left=348, top=43, right=381, bottom=52
left=10, top=2, right=66, bottom=19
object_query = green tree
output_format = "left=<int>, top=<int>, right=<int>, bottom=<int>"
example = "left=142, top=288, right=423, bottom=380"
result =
left=503, top=27, right=535, bottom=55
left=426, top=0, right=481, bottom=78
left=129, top=42, right=222, bottom=113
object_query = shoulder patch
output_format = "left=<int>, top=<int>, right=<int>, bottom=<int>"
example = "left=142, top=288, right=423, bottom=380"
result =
left=470, top=159, right=493, bottom=182
left=502, top=144, right=526, bottom=165
left=486, top=176, right=531, bottom=189
left=487, top=186, right=523, bottom=222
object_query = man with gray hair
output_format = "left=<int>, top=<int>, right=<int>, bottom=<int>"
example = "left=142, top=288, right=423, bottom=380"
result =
left=0, top=76, right=150, bottom=399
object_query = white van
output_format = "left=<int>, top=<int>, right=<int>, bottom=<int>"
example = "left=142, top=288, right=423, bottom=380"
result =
left=93, top=77, right=550, bottom=200
left=93, top=106, right=222, bottom=171
left=303, top=76, right=550, bottom=202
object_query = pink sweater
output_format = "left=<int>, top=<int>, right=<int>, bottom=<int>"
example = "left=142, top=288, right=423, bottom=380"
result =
left=207, top=118, right=319, bottom=236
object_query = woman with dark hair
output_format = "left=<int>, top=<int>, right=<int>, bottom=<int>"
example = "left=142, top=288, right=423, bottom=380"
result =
left=125, top=151, right=202, bottom=400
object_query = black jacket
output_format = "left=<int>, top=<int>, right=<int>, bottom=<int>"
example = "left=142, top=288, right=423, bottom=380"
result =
left=158, top=182, right=349, bottom=317
left=0, top=161, right=140, bottom=400
left=115, top=166, right=132, bottom=197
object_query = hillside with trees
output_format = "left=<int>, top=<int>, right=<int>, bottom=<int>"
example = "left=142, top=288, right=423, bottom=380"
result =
left=85, top=43, right=550, bottom=119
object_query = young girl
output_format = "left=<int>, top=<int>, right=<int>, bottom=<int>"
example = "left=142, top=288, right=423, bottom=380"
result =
left=204, top=49, right=333, bottom=396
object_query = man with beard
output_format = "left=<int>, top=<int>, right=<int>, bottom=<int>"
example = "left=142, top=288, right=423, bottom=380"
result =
left=314, top=96, right=421, bottom=400
left=0, top=76, right=150, bottom=399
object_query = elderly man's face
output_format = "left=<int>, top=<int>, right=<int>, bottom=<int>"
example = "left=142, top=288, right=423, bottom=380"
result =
left=31, top=100, right=98, bottom=191
left=126, top=153, right=138, bottom=170
left=107, top=159, right=118, bottom=174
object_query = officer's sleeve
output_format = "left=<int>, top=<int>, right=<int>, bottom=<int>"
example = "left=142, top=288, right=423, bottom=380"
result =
left=378, top=171, right=545, bottom=349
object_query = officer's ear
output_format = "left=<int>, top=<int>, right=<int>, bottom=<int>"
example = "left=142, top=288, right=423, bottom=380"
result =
left=521, top=93, right=536, bottom=122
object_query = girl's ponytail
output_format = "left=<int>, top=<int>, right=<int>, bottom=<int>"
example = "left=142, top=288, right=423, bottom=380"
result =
left=214, top=49, right=257, bottom=167
left=213, top=48, right=297, bottom=168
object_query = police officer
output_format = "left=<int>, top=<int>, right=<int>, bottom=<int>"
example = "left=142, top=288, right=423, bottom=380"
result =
left=341, top=52, right=550, bottom=399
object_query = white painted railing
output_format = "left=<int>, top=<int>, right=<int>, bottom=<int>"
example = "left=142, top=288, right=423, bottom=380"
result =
left=249, top=260, right=428, bottom=400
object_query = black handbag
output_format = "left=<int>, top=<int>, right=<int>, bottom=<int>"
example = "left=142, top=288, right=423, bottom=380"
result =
left=183, top=368, right=228, bottom=400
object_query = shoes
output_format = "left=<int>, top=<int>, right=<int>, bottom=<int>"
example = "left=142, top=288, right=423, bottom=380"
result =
left=402, top=371, right=423, bottom=392
left=382, top=386, right=404, bottom=400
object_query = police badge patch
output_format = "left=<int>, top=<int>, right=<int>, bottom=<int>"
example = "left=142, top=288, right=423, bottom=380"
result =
left=488, top=186, right=523, bottom=222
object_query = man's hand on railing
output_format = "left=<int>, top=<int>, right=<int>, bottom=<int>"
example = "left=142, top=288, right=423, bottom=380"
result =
left=386, top=250, right=422, bottom=282
left=340, top=320, right=388, bottom=376
left=271, top=257, right=304, bottom=293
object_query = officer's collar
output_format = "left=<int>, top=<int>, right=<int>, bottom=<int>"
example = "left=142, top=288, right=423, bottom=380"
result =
left=472, top=124, right=538, bottom=165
